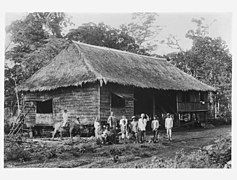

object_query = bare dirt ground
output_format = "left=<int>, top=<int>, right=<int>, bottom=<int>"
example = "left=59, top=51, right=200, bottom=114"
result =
left=4, top=125, right=231, bottom=168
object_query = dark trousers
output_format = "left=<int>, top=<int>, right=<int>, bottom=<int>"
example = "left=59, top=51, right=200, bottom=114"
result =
left=131, top=131, right=138, bottom=142
left=153, top=130, right=158, bottom=142
left=139, top=130, right=145, bottom=143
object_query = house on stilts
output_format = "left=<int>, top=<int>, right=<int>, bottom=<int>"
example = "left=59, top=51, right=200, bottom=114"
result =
left=17, top=42, right=215, bottom=133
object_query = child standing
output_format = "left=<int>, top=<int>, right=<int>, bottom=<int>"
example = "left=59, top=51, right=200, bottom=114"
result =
left=130, top=116, right=138, bottom=143
left=120, top=117, right=128, bottom=143
left=151, top=115, right=159, bottom=142
left=165, top=113, right=173, bottom=141
left=138, top=113, right=149, bottom=143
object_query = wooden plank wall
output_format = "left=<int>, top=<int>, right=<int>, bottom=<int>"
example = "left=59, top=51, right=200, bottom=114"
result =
left=100, top=83, right=134, bottom=122
left=23, top=83, right=100, bottom=126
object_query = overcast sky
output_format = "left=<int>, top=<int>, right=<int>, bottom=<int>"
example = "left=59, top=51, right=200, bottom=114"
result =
left=5, top=12, right=232, bottom=55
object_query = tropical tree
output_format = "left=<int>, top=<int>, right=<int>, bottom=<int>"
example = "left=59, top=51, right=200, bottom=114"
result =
left=120, top=12, right=162, bottom=52
left=5, top=12, right=72, bottom=115
left=66, top=22, right=148, bottom=55
left=167, top=18, right=232, bottom=117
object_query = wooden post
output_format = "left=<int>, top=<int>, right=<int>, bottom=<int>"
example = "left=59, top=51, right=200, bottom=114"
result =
left=98, top=85, right=101, bottom=120
left=109, top=92, right=112, bottom=113
left=204, top=112, right=208, bottom=122
left=176, top=93, right=180, bottom=127
left=152, top=90, right=156, bottom=117
left=174, top=113, right=179, bottom=127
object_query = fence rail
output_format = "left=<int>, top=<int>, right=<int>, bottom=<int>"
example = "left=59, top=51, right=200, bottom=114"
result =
left=177, top=102, right=208, bottom=112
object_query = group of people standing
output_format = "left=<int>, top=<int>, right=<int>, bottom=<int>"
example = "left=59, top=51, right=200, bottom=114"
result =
left=94, top=111, right=174, bottom=144
left=61, top=109, right=173, bottom=143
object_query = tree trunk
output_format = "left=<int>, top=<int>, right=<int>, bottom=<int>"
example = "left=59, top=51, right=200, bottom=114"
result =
left=13, top=78, right=20, bottom=116
left=15, top=89, right=20, bottom=116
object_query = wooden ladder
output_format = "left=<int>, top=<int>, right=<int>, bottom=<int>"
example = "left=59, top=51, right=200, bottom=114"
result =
left=8, top=103, right=33, bottom=136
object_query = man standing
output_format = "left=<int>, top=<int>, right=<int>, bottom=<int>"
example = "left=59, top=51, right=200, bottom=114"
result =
left=130, top=116, right=138, bottom=143
left=151, top=115, right=159, bottom=142
left=119, top=115, right=128, bottom=141
left=62, top=109, right=68, bottom=127
left=138, top=113, right=149, bottom=143
left=107, top=112, right=117, bottom=130
left=119, top=115, right=128, bottom=127
left=165, top=113, right=173, bottom=141
left=94, top=117, right=101, bottom=139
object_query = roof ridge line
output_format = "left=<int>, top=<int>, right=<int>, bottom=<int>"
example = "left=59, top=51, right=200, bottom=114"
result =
left=72, top=41, right=166, bottom=61
left=73, top=42, right=105, bottom=86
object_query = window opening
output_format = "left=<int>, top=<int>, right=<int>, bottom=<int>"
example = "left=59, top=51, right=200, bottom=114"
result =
left=111, top=93, right=125, bottom=108
left=36, top=99, right=53, bottom=113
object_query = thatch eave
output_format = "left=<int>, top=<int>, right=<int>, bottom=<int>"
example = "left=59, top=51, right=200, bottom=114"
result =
left=17, top=79, right=96, bottom=92
left=17, top=77, right=215, bottom=93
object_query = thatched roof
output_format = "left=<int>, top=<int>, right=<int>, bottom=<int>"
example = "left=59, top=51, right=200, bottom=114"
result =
left=17, top=42, right=215, bottom=92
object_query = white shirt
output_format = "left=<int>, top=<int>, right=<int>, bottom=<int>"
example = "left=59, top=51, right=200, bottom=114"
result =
left=62, top=112, right=68, bottom=123
left=120, top=123, right=127, bottom=133
left=119, top=118, right=128, bottom=127
left=130, top=121, right=138, bottom=132
left=138, top=118, right=148, bottom=131
left=165, top=117, right=173, bottom=129
left=94, top=121, right=100, bottom=130
left=151, top=119, right=159, bottom=130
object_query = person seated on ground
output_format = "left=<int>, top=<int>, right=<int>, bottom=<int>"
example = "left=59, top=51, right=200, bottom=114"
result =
left=62, top=109, right=69, bottom=128
left=151, top=115, right=160, bottom=143
left=130, top=116, right=138, bottom=143
left=107, top=128, right=118, bottom=144
left=101, top=125, right=109, bottom=144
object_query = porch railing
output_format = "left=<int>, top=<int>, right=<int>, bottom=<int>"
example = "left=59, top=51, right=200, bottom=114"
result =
left=177, top=102, right=208, bottom=112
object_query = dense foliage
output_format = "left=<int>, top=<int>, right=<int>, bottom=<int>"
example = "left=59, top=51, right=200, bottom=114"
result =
left=66, top=22, right=148, bottom=55
left=166, top=18, right=232, bottom=118
left=5, top=13, right=72, bottom=114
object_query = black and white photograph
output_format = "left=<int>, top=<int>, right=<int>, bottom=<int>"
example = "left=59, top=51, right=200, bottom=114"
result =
left=1, top=1, right=235, bottom=173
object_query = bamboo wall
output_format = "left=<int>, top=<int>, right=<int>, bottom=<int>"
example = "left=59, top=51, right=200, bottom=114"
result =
left=23, top=83, right=100, bottom=127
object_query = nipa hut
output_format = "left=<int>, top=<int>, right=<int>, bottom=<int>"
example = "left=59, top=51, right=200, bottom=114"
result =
left=17, top=42, right=215, bottom=131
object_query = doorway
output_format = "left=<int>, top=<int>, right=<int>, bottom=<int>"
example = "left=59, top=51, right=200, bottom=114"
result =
left=134, top=88, right=153, bottom=117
